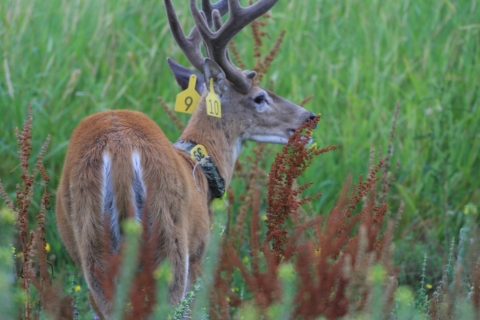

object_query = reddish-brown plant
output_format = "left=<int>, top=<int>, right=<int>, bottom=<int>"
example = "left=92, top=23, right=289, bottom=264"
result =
left=266, top=116, right=337, bottom=264
left=208, top=105, right=400, bottom=319
left=156, top=11, right=400, bottom=320
left=93, top=191, right=159, bottom=319
left=126, top=191, right=159, bottom=319
left=0, top=105, right=73, bottom=319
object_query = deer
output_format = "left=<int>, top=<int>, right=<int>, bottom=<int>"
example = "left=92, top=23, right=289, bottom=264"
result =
left=55, top=0, right=316, bottom=317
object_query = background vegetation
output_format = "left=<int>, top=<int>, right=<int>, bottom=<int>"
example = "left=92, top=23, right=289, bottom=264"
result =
left=1, top=0, right=479, bottom=318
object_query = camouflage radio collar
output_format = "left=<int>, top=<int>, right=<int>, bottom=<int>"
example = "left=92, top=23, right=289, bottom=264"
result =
left=173, top=139, right=225, bottom=199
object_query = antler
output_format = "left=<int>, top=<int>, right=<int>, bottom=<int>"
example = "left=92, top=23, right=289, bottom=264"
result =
left=165, top=0, right=229, bottom=73
left=166, top=0, right=279, bottom=93
left=165, top=0, right=213, bottom=72
left=201, top=0, right=229, bottom=28
left=191, top=0, right=278, bottom=93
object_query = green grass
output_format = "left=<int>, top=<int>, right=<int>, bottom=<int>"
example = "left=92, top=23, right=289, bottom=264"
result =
left=1, top=0, right=479, bottom=302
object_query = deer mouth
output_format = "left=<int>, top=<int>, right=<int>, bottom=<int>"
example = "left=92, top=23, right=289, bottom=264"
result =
left=287, top=129, right=314, bottom=145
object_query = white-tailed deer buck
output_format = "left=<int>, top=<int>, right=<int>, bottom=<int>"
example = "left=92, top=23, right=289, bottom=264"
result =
left=56, top=0, right=315, bottom=317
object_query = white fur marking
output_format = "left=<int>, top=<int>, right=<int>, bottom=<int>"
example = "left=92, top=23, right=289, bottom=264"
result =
left=102, top=153, right=121, bottom=250
left=255, top=90, right=271, bottom=113
left=233, top=138, right=243, bottom=161
left=248, top=135, right=289, bottom=144
left=132, top=152, right=146, bottom=221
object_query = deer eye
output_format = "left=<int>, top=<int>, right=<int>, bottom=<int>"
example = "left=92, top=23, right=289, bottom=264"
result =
left=254, top=94, right=265, bottom=104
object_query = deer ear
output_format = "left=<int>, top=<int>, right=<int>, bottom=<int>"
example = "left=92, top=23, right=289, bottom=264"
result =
left=203, top=58, right=228, bottom=97
left=167, top=58, right=205, bottom=94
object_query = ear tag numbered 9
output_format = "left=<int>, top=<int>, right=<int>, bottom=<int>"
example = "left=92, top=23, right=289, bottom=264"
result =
left=189, top=144, right=208, bottom=162
left=206, top=78, right=222, bottom=118
left=174, top=74, right=200, bottom=114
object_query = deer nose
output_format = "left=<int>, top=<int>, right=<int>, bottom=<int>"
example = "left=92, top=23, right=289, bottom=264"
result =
left=307, top=112, right=317, bottom=129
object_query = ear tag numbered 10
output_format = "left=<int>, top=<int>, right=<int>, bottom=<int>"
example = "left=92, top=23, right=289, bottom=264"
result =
left=174, top=74, right=200, bottom=114
left=206, top=78, right=222, bottom=118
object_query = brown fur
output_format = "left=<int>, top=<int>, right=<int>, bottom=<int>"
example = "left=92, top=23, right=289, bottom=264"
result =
left=56, top=110, right=209, bottom=316
left=56, top=62, right=314, bottom=318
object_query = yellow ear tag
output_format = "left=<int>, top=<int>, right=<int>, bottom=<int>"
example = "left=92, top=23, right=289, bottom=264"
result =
left=206, top=78, right=222, bottom=118
left=174, top=74, right=200, bottom=114
left=190, top=144, right=208, bottom=162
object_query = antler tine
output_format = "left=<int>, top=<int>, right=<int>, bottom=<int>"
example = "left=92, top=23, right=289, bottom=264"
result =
left=165, top=0, right=229, bottom=72
left=212, top=9, right=233, bottom=64
left=212, top=9, right=223, bottom=31
left=190, top=0, right=279, bottom=93
left=220, top=0, right=279, bottom=48
left=165, top=0, right=204, bottom=71
left=202, top=0, right=229, bottom=27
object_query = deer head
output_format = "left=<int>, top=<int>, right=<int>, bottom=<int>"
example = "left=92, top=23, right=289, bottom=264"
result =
left=165, top=0, right=315, bottom=183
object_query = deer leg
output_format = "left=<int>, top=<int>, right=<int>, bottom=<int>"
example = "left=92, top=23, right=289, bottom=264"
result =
left=188, top=237, right=208, bottom=288
left=176, top=237, right=208, bottom=319
left=168, top=229, right=189, bottom=304
left=85, top=266, right=111, bottom=318
left=89, top=291, right=106, bottom=320
left=56, top=183, right=83, bottom=266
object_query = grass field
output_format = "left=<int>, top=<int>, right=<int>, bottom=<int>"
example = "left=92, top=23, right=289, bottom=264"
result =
left=1, top=0, right=479, bottom=318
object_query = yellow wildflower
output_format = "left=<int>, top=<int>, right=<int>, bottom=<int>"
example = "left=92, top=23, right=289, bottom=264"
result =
left=464, top=203, right=478, bottom=215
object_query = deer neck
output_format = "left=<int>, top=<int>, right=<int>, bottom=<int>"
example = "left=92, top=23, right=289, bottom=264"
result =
left=179, top=101, right=242, bottom=190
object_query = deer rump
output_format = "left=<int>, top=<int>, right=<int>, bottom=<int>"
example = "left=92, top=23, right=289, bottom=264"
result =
left=56, top=110, right=210, bottom=314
